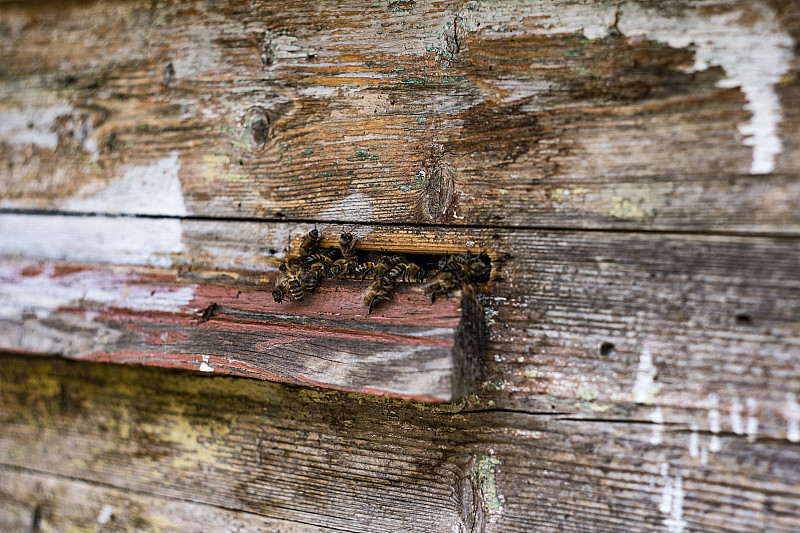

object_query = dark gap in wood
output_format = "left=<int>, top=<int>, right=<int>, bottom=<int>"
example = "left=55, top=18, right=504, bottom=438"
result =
left=444, top=408, right=570, bottom=417
left=4, top=208, right=800, bottom=239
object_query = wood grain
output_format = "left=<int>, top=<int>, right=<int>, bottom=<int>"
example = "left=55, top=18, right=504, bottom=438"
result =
left=1, top=356, right=800, bottom=533
left=0, top=468, right=336, bottom=533
left=1, top=215, right=799, bottom=441
left=0, top=256, right=486, bottom=402
left=0, top=0, right=798, bottom=232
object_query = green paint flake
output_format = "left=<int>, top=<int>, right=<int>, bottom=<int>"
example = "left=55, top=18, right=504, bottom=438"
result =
left=498, top=189, right=509, bottom=195
left=476, top=455, right=504, bottom=511
left=400, top=75, right=467, bottom=84
left=397, top=171, right=429, bottom=192
left=287, top=176, right=302, bottom=183
left=566, top=49, right=582, bottom=56
left=416, top=117, right=426, bottom=124
left=401, top=77, right=430, bottom=84
left=346, top=149, right=378, bottom=162
left=393, top=66, right=405, bottom=71
left=301, top=148, right=314, bottom=156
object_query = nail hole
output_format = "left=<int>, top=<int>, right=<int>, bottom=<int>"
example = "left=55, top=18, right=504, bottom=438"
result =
left=599, top=342, right=615, bottom=357
left=735, top=313, right=752, bottom=325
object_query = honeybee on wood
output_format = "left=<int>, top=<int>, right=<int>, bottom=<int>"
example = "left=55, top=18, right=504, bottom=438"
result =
left=338, top=232, right=358, bottom=261
left=354, top=261, right=379, bottom=280
left=363, top=280, right=391, bottom=314
left=298, top=228, right=322, bottom=259
left=384, top=262, right=425, bottom=283
left=330, top=257, right=357, bottom=277
left=423, top=271, right=459, bottom=302
left=272, top=279, right=289, bottom=303
left=462, top=252, right=492, bottom=283
left=281, top=264, right=305, bottom=302
left=302, top=261, right=327, bottom=292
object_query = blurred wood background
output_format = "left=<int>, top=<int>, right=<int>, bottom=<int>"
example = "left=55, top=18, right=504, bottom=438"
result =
left=1, top=0, right=799, bottom=531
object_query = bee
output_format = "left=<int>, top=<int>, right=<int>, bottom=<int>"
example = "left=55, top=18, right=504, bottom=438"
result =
left=354, top=261, right=377, bottom=280
left=402, top=263, right=425, bottom=282
left=298, top=228, right=322, bottom=259
left=300, top=262, right=325, bottom=292
left=272, top=279, right=289, bottom=303
left=384, top=263, right=407, bottom=283
left=330, top=258, right=357, bottom=277
left=423, top=271, right=460, bottom=302
left=283, top=264, right=305, bottom=302
left=339, top=232, right=358, bottom=261
left=464, top=252, right=491, bottom=283
left=436, top=253, right=469, bottom=273
left=380, top=254, right=405, bottom=268
left=354, top=261, right=391, bottom=280
left=304, top=253, right=334, bottom=269
left=363, top=280, right=391, bottom=314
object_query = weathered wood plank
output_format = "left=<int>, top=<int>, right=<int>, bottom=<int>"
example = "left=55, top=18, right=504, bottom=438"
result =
left=1, top=214, right=799, bottom=441
left=0, top=257, right=485, bottom=402
left=1, top=0, right=798, bottom=232
left=1, top=355, right=800, bottom=533
left=0, top=467, right=335, bottom=533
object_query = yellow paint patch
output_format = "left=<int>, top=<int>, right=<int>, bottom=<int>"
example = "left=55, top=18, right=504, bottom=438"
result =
left=608, top=197, right=655, bottom=219
left=203, top=154, right=250, bottom=183
left=139, top=409, right=240, bottom=473
left=550, top=187, right=589, bottom=199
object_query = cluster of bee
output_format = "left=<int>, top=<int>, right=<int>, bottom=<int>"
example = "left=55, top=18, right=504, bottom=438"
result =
left=272, top=229, right=491, bottom=313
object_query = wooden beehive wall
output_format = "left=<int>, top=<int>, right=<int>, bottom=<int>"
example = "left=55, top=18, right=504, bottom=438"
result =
left=1, top=0, right=800, bottom=531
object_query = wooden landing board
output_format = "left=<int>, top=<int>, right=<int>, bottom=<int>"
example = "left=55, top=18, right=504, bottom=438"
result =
left=0, top=258, right=484, bottom=402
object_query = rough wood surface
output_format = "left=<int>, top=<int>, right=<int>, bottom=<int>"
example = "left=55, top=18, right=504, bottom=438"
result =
left=0, top=0, right=799, bottom=233
left=2, top=356, right=800, bottom=533
left=0, top=255, right=485, bottom=402
left=1, top=217, right=799, bottom=441
left=2, top=0, right=800, bottom=531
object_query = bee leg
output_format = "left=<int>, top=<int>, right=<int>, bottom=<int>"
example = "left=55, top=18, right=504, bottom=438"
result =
left=368, top=295, right=391, bottom=314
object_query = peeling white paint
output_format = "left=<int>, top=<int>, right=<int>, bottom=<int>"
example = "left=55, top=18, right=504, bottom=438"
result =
left=318, top=192, right=374, bottom=221
left=97, top=504, right=113, bottom=525
left=446, top=1, right=791, bottom=172
left=708, top=393, right=722, bottom=453
left=730, top=398, right=744, bottom=435
left=688, top=423, right=699, bottom=459
left=64, top=151, right=187, bottom=216
left=0, top=263, right=196, bottom=320
left=746, top=398, right=759, bottom=442
left=659, top=464, right=687, bottom=533
left=649, top=407, right=664, bottom=446
left=784, top=393, right=800, bottom=442
left=199, top=354, right=215, bottom=372
left=617, top=3, right=792, bottom=174
left=0, top=104, right=73, bottom=149
left=0, top=214, right=184, bottom=267
left=632, top=346, right=659, bottom=404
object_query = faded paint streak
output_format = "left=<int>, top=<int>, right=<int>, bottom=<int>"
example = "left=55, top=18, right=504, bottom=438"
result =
left=65, top=151, right=187, bottom=216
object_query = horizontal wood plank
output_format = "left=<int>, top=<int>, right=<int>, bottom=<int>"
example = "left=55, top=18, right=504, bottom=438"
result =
left=0, top=257, right=485, bottom=402
left=1, top=355, right=799, bottom=532
left=0, top=467, right=335, bottom=533
left=1, top=214, right=799, bottom=441
left=0, top=0, right=798, bottom=233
